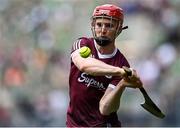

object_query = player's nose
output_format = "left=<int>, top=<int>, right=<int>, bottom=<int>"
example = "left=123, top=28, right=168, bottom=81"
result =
left=101, top=25, right=107, bottom=35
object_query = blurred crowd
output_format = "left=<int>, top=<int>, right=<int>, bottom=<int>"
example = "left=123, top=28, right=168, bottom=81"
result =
left=0, top=0, right=179, bottom=127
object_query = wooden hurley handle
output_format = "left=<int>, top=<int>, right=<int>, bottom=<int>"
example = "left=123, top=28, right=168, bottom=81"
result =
left=122, top=66, right=132, bottom=76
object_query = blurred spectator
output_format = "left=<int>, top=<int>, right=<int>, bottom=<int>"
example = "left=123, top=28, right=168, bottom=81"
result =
left=34, top=94, right=53, bottom=126
left=1, top=47, right=27, bottom=87
left=15, top=96, right=37, bottom=126
left=137, top=57, right=161, bottom=88
left=155, top=43, right=177, bottom=70
left=0, top=106, right=11, bottom=126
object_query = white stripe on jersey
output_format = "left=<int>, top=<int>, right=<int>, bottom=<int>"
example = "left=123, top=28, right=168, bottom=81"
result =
left=73, top=39, right=82, bottom=51
left=73, top=40, right=78, bottom=50
left=73, top=41, right=75, bottom=50
left=76, top=40, right=78, bottom=49
left=78, top=39, right=81, bottom=49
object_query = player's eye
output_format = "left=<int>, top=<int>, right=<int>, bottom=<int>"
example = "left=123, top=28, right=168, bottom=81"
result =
left=95, top=22, right=115, bottom=31
left=96, top=22, right=102, bottom=28
left=105, top=23, right=114, bottom=29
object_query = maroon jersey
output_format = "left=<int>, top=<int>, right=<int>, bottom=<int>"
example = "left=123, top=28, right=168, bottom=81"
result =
left=66, top=37, right=130, bottom=127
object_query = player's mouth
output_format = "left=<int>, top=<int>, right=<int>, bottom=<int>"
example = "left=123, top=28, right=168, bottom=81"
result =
left=95, top=36, right=112, bottom=46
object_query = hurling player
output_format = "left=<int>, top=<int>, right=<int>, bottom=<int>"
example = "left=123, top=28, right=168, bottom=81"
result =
left=66, top=4, right=142, bottom=127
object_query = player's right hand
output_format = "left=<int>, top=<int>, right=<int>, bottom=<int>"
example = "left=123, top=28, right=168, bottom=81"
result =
left=122, top=68, right=143, bottom=89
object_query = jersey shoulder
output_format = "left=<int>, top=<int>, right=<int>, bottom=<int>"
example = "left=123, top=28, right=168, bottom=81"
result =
left=78, top=37, right=94, bottom=48
left=71, top=37, right=94, bottom=53
left=116, top=50, right=130, bottom=67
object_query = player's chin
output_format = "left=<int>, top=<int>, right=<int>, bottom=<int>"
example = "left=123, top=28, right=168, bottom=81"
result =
left=94, top=36, right=112, bottom=46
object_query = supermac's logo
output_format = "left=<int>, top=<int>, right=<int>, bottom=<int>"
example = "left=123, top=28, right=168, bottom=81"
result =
left=78, top=72, right=105, bottom=90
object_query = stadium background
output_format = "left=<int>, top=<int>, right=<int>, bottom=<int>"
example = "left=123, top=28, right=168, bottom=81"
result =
left=0, top=0, right=179, bottom=126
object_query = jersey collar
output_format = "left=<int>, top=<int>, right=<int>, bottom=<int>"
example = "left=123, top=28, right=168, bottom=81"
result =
left=94, top=39, right=117, bottom=59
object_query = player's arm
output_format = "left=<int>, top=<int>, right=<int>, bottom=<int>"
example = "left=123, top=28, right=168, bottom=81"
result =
left=99, top=70, right=142, bottom=115
left=99, top=80, right=125, bottom=115
left=71, top=49, right=126, bottom=77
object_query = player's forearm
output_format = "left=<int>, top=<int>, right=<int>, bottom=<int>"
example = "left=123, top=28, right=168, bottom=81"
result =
left=81, top=58, right=124, bottom=76
left=99, top=80, right=126, bottom=115
left=72, top=52, right=125, bottom=76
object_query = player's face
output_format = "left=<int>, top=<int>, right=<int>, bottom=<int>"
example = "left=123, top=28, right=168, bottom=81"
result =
left=94, top=18, right=119, bottom=40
